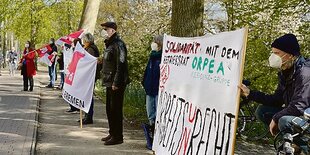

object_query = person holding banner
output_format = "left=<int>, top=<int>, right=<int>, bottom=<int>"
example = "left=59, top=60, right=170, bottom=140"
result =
left=240, top=34, right=310, bottom=151
left=46, top=38, right=58, bottom=88
left=79, top=33, right=100, bottom=124
left=19, top=41, right=36, bottom=91
left=100, top=21, right=130, bottom=145
left=142, top=35, right=163, bottom=149
left=65, top=39, right=81, bottom=113
left=57, top=47, right=65, bottom=90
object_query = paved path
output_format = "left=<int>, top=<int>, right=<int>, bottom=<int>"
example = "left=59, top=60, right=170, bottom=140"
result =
left=0, top=68, right=39, bottom=155
left=35, top=65, right=153, bottom=155
left=0, top=64, right=276, bottom=155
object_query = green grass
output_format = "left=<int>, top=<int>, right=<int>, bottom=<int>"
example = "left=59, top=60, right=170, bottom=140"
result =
left=95, top=81, right=148, bottom=128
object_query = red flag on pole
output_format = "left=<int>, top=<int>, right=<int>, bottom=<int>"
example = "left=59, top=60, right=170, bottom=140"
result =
left=55, top=29, right=84, bottom=46
left=36, top=44, right=54, bottom=66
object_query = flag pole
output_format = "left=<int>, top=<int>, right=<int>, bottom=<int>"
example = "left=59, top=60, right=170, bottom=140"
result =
left=80, top=110, right=83, bottom=128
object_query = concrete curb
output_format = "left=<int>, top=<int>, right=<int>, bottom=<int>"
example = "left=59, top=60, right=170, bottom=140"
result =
left=30, top=80, right=42, bottom=155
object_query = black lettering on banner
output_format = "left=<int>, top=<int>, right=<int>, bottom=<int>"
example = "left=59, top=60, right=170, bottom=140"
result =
left=155, top=91, right=235, bottom=155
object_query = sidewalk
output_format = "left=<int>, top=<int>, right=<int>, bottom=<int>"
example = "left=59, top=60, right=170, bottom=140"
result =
left=0, top=65, right=275, bottom=155
left=0, top=68, right=40, bottom=155
left=35, top=65, right=153, bottom=155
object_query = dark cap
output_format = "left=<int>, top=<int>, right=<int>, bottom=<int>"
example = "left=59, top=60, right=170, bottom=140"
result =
left=101, top=22, right=117, bottom=31
left=271, top=34, right=300, bottom=56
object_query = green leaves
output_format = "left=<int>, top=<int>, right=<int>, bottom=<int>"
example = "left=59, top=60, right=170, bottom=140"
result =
left=0, top=0, right=83, bottom=48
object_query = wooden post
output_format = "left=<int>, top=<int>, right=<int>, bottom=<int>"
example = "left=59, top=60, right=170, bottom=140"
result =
left=231, top=26, right=249, bottom=155
left=80, top=109, right=83, bottom=128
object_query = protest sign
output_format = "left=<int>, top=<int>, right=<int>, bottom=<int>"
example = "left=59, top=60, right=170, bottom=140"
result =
left=62, top=42, right=97, bottom=113
left=153, top=28, right=248, bottom=155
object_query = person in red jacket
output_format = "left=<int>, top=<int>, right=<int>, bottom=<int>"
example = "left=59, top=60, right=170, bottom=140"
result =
left=20, top=41, right=36, bottom=91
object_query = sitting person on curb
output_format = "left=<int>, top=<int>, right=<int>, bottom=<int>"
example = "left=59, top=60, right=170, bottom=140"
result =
left=240, top=34, right=310, bottom=153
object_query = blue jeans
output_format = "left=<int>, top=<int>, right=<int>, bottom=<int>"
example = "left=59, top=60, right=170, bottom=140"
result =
left=146, top=95, right=158, bottom=125
left=60, top=72, right=64, bottom=89
left=255, top=104, right=282, bottom=126
left=48, top=65, right=55, bottom=86
left=278, top=116, right=309, bottom=153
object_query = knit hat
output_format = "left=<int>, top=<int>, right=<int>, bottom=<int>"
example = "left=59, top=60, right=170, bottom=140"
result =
left=271, top=34, right=300, bottom=56
left=100, top=22, right=117, bottom=31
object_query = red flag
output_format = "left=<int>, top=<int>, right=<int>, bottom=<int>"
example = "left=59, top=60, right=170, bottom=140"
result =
left=36, top=44, right=52, bottom=57
left=55, top=29, right=84, bottom=46
left=36, top=44, right=54, bottom=66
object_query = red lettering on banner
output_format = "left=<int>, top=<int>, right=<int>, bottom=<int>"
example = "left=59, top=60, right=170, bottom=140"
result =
left=188, top=103, right=197, bottom=123
left=177, top=127, right=191, bottom=155
left=65, top=52, right=85, bottom=85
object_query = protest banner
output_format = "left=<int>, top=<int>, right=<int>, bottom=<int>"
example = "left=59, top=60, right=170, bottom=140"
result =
left=62, top=45, right=74, bottom=75
left=36, top=44, right=54, bottom=66
left=62, top=42, right=97, bottom=115
left=152, top=28, right=248, bottom=155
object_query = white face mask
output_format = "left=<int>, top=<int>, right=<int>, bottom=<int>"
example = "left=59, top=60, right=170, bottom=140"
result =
left=25, top=44, right=29, bottom=48
left=151, top=42, right=158, bottom=51
left=268, top=53, right=285, bottom=68
left=100, top=29, right=108, bottom=39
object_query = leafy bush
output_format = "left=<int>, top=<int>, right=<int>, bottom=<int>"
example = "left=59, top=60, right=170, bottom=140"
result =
left=95, top=81, right=148, bottom=126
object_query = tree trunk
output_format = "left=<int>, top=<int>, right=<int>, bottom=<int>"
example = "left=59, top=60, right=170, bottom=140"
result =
left=78, top=0, right=101, bottom=34
left=171, top=0, right=204, bottom=37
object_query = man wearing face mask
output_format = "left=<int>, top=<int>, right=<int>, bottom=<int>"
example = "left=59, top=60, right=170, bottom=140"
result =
left=100, top=22, right=130, bottom=145
left=240, top=34, right=310, bottom=142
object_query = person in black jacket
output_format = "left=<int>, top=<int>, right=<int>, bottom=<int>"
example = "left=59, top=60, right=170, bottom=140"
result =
left=240, top=34, right=310, bottom=152
left=80, top=33, right=100, bottom=124
left=100, top=21, right=130, bottom=145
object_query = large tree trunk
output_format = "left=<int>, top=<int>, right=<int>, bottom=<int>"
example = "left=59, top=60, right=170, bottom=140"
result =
left=171, top=0, right=204, bottom=37
left=78, top=0, right=101, bottom=34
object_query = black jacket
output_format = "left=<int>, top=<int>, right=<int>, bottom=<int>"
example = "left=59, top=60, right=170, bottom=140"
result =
left=142, top=50, right=162, bottom=96
left=102, top=33, right=130, bottom=87
left=49, top=43, right=58, bottom=65
left=85, top=43, right=100, bottom=81
left=248, top=56, right=310, bottom=123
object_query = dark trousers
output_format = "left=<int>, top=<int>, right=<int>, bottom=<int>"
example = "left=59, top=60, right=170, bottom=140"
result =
left=22, top=64, right=33, bottom=91
left=84, top=97, right=94, bottom=120
left=106, top=86, right=126, bottom=140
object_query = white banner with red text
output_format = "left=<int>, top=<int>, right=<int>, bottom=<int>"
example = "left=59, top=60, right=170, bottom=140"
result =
left=153, top=28, right=247, bottom=155
left=62, top=42, right=97, bottom=113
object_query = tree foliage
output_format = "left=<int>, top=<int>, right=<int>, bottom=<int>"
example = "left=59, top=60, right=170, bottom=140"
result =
left=205, top=0, right=310, bottom=93
left=0, top=0, right=309, bottom=93
left=0, top=0, right=83, bottom=49
left=98, top=0, right=171, bottom=83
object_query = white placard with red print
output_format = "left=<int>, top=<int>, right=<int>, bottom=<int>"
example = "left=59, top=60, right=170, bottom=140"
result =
left=153, top=28, right=247, bottom=155
left=62, top=42, right=97, bottom=113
